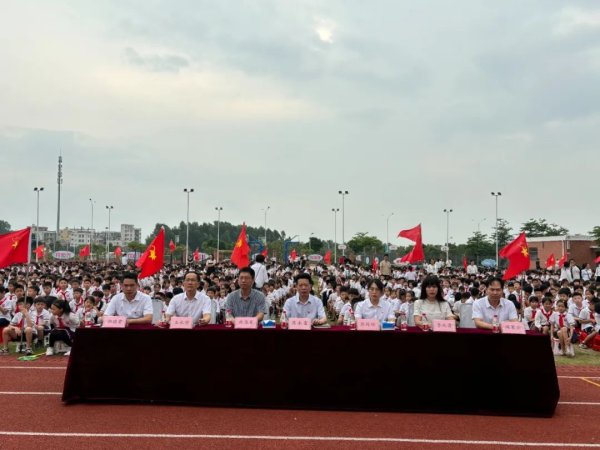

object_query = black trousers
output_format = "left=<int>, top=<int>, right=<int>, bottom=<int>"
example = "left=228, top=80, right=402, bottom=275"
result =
left=49, top=328, right=75, bottom=347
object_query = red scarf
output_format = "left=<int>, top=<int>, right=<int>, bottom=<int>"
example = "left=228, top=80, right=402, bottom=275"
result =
left=531, top=309, right=537, bottom=320
left=558, top=313, right=565, bottom=328
left=15, top=316, right=24, bottom=328
left=57, top=316, right=66, bottom=329
left=541, top=309, right=553, bottom=322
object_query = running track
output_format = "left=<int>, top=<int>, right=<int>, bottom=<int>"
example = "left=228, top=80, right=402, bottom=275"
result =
left=0, top=358, right=599, bottom=449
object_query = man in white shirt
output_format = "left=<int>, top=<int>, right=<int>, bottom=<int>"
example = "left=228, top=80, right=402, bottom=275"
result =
left=104, top=272, right=153, bottom=325
left=282, top=273, right=327, bottom=325
left=472, top=277, right=518, bottom=329
left=466, top=261, right=478, bottom=275
left=166, top=271, right=211, bottom=325
left=355, top=279, right=395, bottom=322
left=250, top=254, right=269, bottom=290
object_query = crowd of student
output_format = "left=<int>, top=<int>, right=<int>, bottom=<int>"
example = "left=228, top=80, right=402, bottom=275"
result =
left=0, top=253, right=599, bottom=358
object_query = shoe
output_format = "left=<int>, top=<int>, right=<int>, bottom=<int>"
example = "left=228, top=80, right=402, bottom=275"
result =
left=25, top=348, right=33, bottom=356
left=579, top=344, right=589, bottom=349
left=45, top=347, right=54, bottom=356
left=0, top=348, right=8, bottom=355
left=14, top=344, right=21, bottom=353
left=64, top=350, right=71, bottom=356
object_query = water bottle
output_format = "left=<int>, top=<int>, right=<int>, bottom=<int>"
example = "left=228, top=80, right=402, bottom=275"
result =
left=225, top=309, right=234, bottom=328
left=421, top=313, right=429, bottom=332
left=399, top=312, right=408, bottom=331
left=349, top=308, right=356, bottom=330
left=84, top=311, right=93, bottom=328
left=492, top=314, right=500, bottom=333
left=280, top=310, right=288, bottom=329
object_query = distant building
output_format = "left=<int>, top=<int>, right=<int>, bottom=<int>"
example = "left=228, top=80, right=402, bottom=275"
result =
left=527, top=235, right=598, bottom=269
left=120, top=224, right=142, bottom=246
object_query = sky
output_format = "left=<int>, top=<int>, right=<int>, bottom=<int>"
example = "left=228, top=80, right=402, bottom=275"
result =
left=1, top=0, right=599, bottom=247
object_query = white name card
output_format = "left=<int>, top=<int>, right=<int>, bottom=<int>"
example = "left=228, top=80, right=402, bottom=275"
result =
left=432, top=319, right=457, bottom=333
left=289, top=317, right=312, bottom=330
left=234, top=317, right=259, bottom=329
left=102, top=316, right=127, bottom=328
left=170, top=316, right=193, bottom=329
left=501, top=321, right=526, bottom=335
left=356, top=319, right=380, bottom=331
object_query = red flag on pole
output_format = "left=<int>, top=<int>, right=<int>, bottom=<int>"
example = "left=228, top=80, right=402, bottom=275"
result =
left=193, top=248, right=200, bottom=262
left=546, top=254, right=555, bottom=269
left=594, top=255, right=600, bottom=264
left=261, top=247, right=268, bottom=257
left=462, top=256, right=468, bottom=270
left=499, top=232, right=530, bottom=280
left=324, top=250, right=331, bottom=265
left=290, top=249, right=298, bottom=262
left=136, top=227, right=165, bottom=278
left=231, top=224, right=250, bottom=269
left=0, top=228, right=31, bottom=269
left=557, top=253, right=569, bottom=269
left=398, top=224, right=422, bottom=241
left=398, top=224, right=424, bottom=263
left=114, top=246, right=122, bottom=257
left=79, top=245, right=90, bottom=258
left=169, top=240, right=176, bottom=253
left=34, top=245, right=45, bottom=260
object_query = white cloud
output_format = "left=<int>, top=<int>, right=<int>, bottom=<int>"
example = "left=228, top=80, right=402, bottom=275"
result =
left=554, top=7, right=600, bottom=35
left=314, top=17, right=335, bottom=44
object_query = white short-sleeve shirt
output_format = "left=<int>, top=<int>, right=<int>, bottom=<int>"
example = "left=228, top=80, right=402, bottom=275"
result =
left=354, top=298, right=395, bottom=322
left=283, top=294, right=326, bottom=320
left=472, top=296, right=518, bottom=324
left=166, top=291, right=212, bottom=324
left=104, top=291, right=153, bottom=319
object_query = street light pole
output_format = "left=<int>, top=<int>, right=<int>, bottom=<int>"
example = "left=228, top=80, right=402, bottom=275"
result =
left=331, top=208, right=339, bottom=263
left=105, top=205, right=113, bottom=263
left=491, top=192, right=502, bottom=267
left=338, top=190, right=349, bottom=256
left=443, top=209, right=453, bottom=264
left=386, top=212, right=394, bottom=252
left=263, top=206, right=270, bottom=247
left=215, top=206, right=223, bottom=262
left=183, top=188, right=194, bottom=265
left=89, top=198, right=95, bottom=252
left=33, top=187, right=44, bottom=257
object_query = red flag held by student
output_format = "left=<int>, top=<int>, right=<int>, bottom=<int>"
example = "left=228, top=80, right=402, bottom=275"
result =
left=0, top=228, right=31, bottom=269
left=136, top=227, right=165, bottom=278
left=372, top=257, right=379, bottom=272
left=557, top=253, right=568, bottom=269
left=462, top=256, right=468, bottom=270
left=546, top=254, right=555, bottom=269
left=499, top=232, right=530, bottom=280
left=193, top=248, right=200, bottom=262
left=34, top=245, right=45, bottom=260
left=290, top=249, right=298, bottom=262
left=324, top=250, right=331, bottom=265
left=79, top=245, right=90, bottom=258
left=114, top=246, right=122, bottom=257
left=169, top=239, right=176, bottom=253
left=261, top=247, right=268, bottom=257
left=231, top=224, right=250, bottom=269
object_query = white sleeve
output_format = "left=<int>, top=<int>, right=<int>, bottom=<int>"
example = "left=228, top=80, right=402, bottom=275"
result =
left=471, top=300, right=484, bottom=320
left=104, top=301, right=117, bottom=316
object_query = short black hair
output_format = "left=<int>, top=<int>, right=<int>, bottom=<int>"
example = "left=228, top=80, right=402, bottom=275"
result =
left=239, top=267, right=255, bottom=279
left=183, top=271, right=200, bottom=282
left=367, top=279, right=384, bottom=291
left=255, top=254, right=265, bottom=263
left=52, top=298, right=71, bottom=314
left=294, top=273, right=312, bottom=284
left=487, top=277, right=505, bottom=289
left=123, top=272, right=138, bottom=283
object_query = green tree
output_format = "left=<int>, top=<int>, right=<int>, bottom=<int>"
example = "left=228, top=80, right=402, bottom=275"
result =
left=520, top=218, right=568, bottom=237
left=590, top=226, right=600, bottom=244
left=0, top=220, right=10, bottom=233
left=347, top=232, right=384, bottom=254
left=308, top=237, right=324, bottom=252
left=491, top=218, right=513, bottom=249
left=464, top=231, right=495, bottom=263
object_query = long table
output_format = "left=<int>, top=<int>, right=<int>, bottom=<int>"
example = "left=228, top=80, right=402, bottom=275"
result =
left=62, top=325, right=559, bottom=417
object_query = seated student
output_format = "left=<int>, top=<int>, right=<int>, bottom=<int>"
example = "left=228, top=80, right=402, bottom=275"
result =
left=534, top=296, right=555, bottom=335
left=453, top=288, right=476, bottom=329
left=567, top=292, right=584, bottom=330
left=77, top=297, right=98, bottom=326
left=165, top=271, right=211, bottom=326
left=400, top=290, right=416, bottom=326
left=46, top=299, right=79, bottom=356
left=1, top=297, right=33, bottom=354
left=30, top=296, right=52, bottom=349
left=69, top=288, right=85, bottom=313
left=282, top=273, right=327, bottom=325
left=523, top=296, right=540, bottom=330
left=580, top=297, right=600, bottom=349
left=550, top=300, right=575, bottom=356
left=205, top=285, right=220, bottom=324
left=0, top=289, right=15, bottom=328
left=354, top=279, right=395, bottom=323
left=103, top=272, right=153, bottom=325
left=578, top=302, right=596, bottom=348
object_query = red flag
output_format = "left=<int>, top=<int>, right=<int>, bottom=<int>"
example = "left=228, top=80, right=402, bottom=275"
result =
left=546, top=254, right=555, bottom=269
left=594, top=255, right=600, bottom=264
left=290, top=249, right=298, bottom=262
left=34, top=245, right=45, bottom=260
left=463, top=256, right=468, bottom=270
left=557, top=253, right=569, bottom=269
left=79, top=245, right=90, bottom=258
left=114, top=246, right=122, bottom=257
left=398, top=224, right=422, bottom=242
left=499, top=232, right=530, bottom=280
left=324, top=250, right=331, bottom=265
left=136, top=227, right=165, bottom=278
left=0, top=228, right=31, bottom=268
left=261, top=247, right=268, bottom=257
left=372, top=257, right=379, bottom=272
left=193, top=248, right=200, bottom=262
left=169, top=239, right=176, bottom=253
left=231, top=224, right=250, bottom=269
left=399, top=238, right=425, bottom=263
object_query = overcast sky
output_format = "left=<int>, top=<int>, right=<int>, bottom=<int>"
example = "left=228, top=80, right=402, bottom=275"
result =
left=1, top=1, right=599, bottom=247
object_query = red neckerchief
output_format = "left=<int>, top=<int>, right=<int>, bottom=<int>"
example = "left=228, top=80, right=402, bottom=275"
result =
left=558, top=313, right=565, bottom=328
left=541, top=309, right=553, bottom=322
left=35, top=314, right=41, bottom=325
left=57, top=316, right=66, bottom=329
left=74, top=299, right=83, bottom=312
left=531, top=309, right=537, bottom=320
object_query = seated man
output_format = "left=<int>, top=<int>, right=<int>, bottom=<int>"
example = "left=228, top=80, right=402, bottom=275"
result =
left=472, top=277, right=518, bottom=330
left=283, top=273, right=328, bottom=326
left=103, top=272, right=153, bottom=325
left=165, top=271, right=211, bottom=326
left=224, top=267, right=266, bottom=321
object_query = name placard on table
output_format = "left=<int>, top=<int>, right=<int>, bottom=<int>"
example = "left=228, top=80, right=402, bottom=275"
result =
left=102, top=316, right=127, bottom=328
left=501, top=321, right=526, bottom=335
left=170, top=316, right=193, bottom=329
left=356, top=319, right=380, bottom=331
left=432, top=320, right=457, bottom=333
left=235, top=317, right=259, bottom=329
left=288, top=318, right=312, bottom=330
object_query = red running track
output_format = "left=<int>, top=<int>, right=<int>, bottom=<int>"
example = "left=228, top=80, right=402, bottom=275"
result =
left=1, top=359, right=600, bottom=450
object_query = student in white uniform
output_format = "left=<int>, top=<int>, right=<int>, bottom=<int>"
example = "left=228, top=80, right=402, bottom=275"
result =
left=46, top=298, right=80, bottom=356
left=550, top=300, right=575, bottom=356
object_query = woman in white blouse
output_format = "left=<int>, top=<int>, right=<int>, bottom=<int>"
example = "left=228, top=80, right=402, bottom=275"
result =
left=414, top=276, right=455, bottom=328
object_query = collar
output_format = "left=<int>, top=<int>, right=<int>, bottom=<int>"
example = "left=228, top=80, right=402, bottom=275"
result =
left=295, top=294, right=313, bottom=305
left=485, top=297, right=504, bottom=309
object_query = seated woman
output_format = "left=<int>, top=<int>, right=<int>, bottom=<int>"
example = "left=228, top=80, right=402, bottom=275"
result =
left=354, top=279, right=395, bottom=323
left=414, top=276, right=455, bottom=329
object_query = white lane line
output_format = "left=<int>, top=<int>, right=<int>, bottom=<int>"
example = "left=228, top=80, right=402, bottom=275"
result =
left=0, top=366, right=66, bottom=370
left=0, top=392, right=62, bottom=395
left=0, top=431, right=600, bottom=447
left=558, top=376, right=600, bottom=379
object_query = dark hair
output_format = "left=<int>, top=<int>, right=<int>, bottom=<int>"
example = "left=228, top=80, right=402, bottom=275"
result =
left=487, top=277, right=505, bottom=289
left=294, top=273, right=312, bottom=284
left=239, top=267, right=255, bottom=279
left=558, top=288, right=571, bottom=297
left=529, top=295, right=539, bottom=303
left=367, top=279, right=384, bottom=291
left=183, top=271, right=200, bottom=282
left=34, top=296, right=47, bottom=304
left=555, top=299, right=566, bottom=308
left=206, top=285, right=217, bottom=294
left=52, top=298, right=71, bottom=315
left=419, top=276, right=445, bottom=302
left=122, top=272, right=138, bottom=283
left=172, top=287, right=184, bottom=295
left=255, top=254, right=265, bottom=263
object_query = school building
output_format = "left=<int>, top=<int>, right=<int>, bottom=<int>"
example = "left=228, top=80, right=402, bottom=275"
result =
left=527, top=235, right=599, bottom=269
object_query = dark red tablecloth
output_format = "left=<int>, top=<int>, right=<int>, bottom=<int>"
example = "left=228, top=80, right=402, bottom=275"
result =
left=62, top=325, right=559, bottom=417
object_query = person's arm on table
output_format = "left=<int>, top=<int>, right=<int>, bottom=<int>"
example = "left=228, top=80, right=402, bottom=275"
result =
left=472, top=301, right=492, bottom=330
left=313, top=301, right=327, bottom=325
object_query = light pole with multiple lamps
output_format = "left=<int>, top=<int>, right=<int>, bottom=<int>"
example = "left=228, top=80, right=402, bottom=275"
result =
left=183, top=188, right=194, bottom=265
left=215, top=206, right=223, bottom=262
left=105, top=205, right=113, bottom=263
left=386, top=212, right=394, bottom=253
left=338, top=190, right=349, bottom=256
left=33, top=187, right=44, bottom=256
left=491, top=192, right=502, bottom=267
left=443, top=208, right=453, bottom=264
left=331, top=208, right=339, bottom=263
